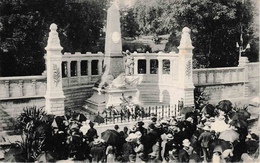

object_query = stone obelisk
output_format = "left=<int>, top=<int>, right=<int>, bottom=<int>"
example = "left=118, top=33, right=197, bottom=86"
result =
left=103, top=0, right=124, bottom=78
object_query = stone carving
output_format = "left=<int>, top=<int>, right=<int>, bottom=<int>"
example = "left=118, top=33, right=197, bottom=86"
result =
left=185, top=60, right=192, bottom=78
left=123, top=50, right=134, bottom=76
left=53, top=64, right=60, bottom=86
left=45, top=23, right=62, bottom=51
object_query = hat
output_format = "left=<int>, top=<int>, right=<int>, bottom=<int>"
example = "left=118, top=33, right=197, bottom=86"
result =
left=166, top=134, right=174, bottom=140
left=148, top=152, right=158, bottom=157
left=148, top=123, right=155, bottom=130
left=114, top=125, right=119, bottom=130
left=186, top=117, right=193, bottom=122
left=151, top=116, right=157, bottom=122
left=130, top=126, right=136, bottom=132
left=197, top=122, right=205, bottom=128
left=160, top=119, right=169, bottom=125
left=204, top=121, right=211, bottom=126
left=209, top=117, right=215, bottom=122
left=137, top=121, right=144, bottom=126
left=125, top=137, right=133, bottom=142
left=155, top=123, right=161, bottom=128
left=93, top=138, right=102, bottom=145
left=182, top=139, right=191, bottom=147
left=203, top=125, right=211, bottom=131
left=135, top=131, right=142, bottom=138
left=89, top=121, right=94, bottom=126
left=213, top=146, right=223, bottom=153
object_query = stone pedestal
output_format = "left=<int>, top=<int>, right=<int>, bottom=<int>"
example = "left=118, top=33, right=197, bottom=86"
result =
left=44, top=24, right=65, bottom=115
left=86, top=87, right=140, bottom=113
left=175, top=27, right=195, bottom=107
left=84, top=1, right=141, bottom=113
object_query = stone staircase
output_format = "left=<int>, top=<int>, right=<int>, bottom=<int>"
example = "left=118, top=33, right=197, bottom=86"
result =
left=137, top=84, right=162, bottom=105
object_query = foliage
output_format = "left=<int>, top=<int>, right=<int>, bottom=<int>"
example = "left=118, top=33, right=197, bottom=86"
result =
left=132, top=0, right=259, bottom=67
left=122, top=41, right=152, bottom=53
left=120, top=7, right=140, bottom=38
left=15, top=106, right=54, bottom=162
left=52, top=111, right=88, bottom=160
left=194, top=87, right=210, bottom=110
left=0, top=0, right=106, bottom=76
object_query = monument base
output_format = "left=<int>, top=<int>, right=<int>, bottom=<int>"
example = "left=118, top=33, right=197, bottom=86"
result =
left=85, top=87, right=140, bottom=114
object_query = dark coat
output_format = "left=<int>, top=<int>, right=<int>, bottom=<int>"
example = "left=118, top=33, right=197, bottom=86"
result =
left=198, top=131, right=213, bottom=148
left=178, top=148, right=189, bottom=162
left=86, top=127, right=98, bottom=142
left=90, top=144, right=106, bottom=163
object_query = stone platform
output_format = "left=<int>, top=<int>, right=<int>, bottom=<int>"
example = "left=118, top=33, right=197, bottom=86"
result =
left=85, top=87, right=140, bottom=114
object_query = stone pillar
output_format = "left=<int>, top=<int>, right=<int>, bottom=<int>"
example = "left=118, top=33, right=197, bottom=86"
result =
left=104, top=1, right=124, bottom=78
left=44, top=23, right=65, bottom=116
left=176, top=27, right=195, bottom=107
left=238, top=56, right=249, bottom=98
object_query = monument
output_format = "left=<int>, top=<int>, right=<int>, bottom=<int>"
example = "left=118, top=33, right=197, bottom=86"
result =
left=85, top=0, right=140, bottom=113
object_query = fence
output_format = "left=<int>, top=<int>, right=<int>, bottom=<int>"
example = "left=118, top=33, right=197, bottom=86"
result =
left=78, top=101, right=185, bottom=125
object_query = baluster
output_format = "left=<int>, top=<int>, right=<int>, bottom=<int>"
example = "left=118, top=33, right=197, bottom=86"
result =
left=113, top=112, right=115, bottom=124
left=110, top=111, right=112, bottom=123
left=121, top=110, right=123, bottom=123
left=105, top=112, right=107, bottom=124
left=4, top=80, right=10, bottom=98
left=168, top=106, right=170, bottom=117
left=175, top=104, right=177, bottom=116
left=162, top=105, right=164, bottom=118
left=155, top=106, right=158, bottom=117
left=148, top=107, right=151, bottom=117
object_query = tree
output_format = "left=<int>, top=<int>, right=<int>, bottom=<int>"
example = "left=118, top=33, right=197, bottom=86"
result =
left=120, top=7, right=140, bottom=38
left=131, top=0, right=258, bottom=67
left=0, top=0, right=106, bottom=76
left=163, top=0, right=258, bottom=67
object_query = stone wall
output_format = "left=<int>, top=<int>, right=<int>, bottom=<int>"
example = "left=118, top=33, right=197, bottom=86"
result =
left=63, top=84, right=94, bottom=109
left=248, top=62, right=260, bottom=96
left=0, top=98, right=45, bottom=130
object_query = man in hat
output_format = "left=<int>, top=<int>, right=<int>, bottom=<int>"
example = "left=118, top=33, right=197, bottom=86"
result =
left=86, top=121, right=98, bottom=142
left=136, top=121, right=147, bottom=137
left=144, top=123, right=158, bottom=158
left=122, top=135, right=137, bottom=162
left=114, top=124, right=120, bottom=132
left=164, top=134, right=178, bottom=162
left=148, top=139, right=161, bottom=163
left=185, top=117, right=197, bottom=140
left=91, top=138, right=106, bottom=163
left=198, top=125, right=214, bottom=162
left=178, top=139, right=193, bottom=162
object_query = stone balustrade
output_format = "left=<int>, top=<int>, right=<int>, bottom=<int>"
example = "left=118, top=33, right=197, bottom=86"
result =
left=60, top=52, right=104, bottom=87
left=193, top=67, right=246, bottom=86
left=0, top=76, right=47, bottom=100
left=132, top=51, right=179, bottom=85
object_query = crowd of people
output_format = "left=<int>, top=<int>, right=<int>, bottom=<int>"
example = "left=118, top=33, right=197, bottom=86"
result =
left=84, top=103, right=259, bottom=163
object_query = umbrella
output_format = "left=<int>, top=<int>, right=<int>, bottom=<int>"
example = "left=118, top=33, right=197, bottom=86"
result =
left=201, top=104, right=216, bottom=117
left=89, top=115, right=105, bottom=124
left=180, top=107, right=194, bottom=115
left=211, top=120, right=230, bottom=133
left=75, top=113, right=87, bottom=122
left=54, top=116, right=65, bottom=127
left=219, top=129, right=239, bottom=142
left=216, top=100, right=233, bottom=114
left=36, top=151, right=56, bottom=162
left=237, top=110, right=251, bottom=120
left=210, top=139, right=233, bottom=154
left=229, top=119, right=247, bottom=128
left=101, top=129, right=120, bottom=145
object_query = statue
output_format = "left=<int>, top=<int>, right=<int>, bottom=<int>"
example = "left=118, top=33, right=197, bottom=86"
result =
left=123, top=50, right=134, bottom=76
